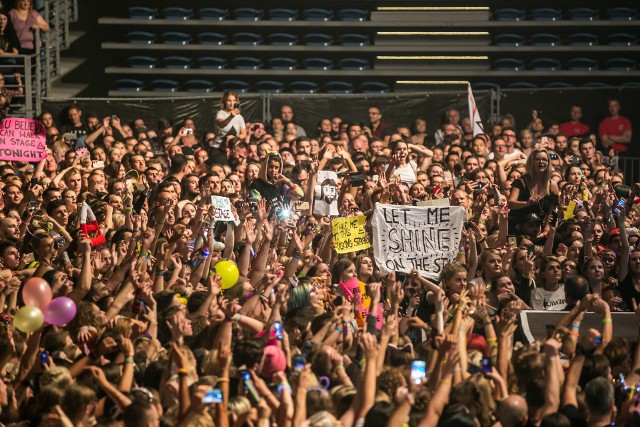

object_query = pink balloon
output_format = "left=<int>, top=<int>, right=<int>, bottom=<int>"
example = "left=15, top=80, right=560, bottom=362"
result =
left=44, top=297, right=77, bottom=326
left=22, top=277, right=52, bottom=311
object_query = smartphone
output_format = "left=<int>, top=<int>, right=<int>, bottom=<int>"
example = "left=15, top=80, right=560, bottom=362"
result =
left=240, top=370, right=261, bottom=403
left=477, top=182, right=483, bottom=189
left=111, top=115, right=118, bottom=120
left=40, top=352, right=49, bottom=365
left=273, top=321, right=284, bottom=340
left=185, top=128, right=193, bottom=135
left=508, top=235, right=517, bottom=247
left=202, top=388, right=223, bottom=404
left=481, top=357, right=491, bottom=373
left=410, top=360, right=426, bottom=384
left=293, top=355, right=305, bottom=373
left=549, top=153, right=559, bottom=160
left=444, top=171, right=452, bottom=181
left=92, top=160, right=104, bottom=169
left=372, top=174, right=379, bottom=183
left=233, top=102, right=240, bottom=110
left=433, top=185, right=442, bottom=194
left=240, top=369, right=251, bottom=382
left=613, top=197, right=626, bottom=215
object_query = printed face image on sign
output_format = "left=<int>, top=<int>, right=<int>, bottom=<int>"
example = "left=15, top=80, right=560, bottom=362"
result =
left=314, top=170, right=339, bottom=216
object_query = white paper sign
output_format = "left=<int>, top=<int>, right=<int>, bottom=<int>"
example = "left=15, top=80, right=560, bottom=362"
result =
left=314, top=170, right=339, bottom=216
left=210, top=196, right=234, bottom=222
left=371, top=204, right=465, bottom=280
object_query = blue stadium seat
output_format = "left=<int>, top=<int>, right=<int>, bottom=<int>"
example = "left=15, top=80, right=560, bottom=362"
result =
left=471, top=82, right=500, bottom=90
left=338, top=9, right=368, bottom=21
left=582, top=82, right=610, bottom=88
left=568, top=8, right=599, bottom=21
left=338, top=34, right=370, bottom=46
left=324, top=81, right=354, bottom=94
left=338, top=58, right=370, bottom=71
left=607, top=33, right=637, bottom=46
left=268, top=8, right=298, bottom=21
left=231, top=57, right=263, bottom=70
left=127, top=32, right=156, bottom=45
left=183, top=80, right=215, bottom=93
left=567, top=58, right=598, bottom=71
left=302, top=33, right=333, bottom=46
left=232, top=33, right=263, bottom=46
left=116, top=79, right=145, bottom=92
left=302, top=58, right=333, bottom=70
left=607, top=8, right=638, bottom=21
left=149, top=79, right=179, bottom=92
left=507, top=82, right=536, bottom=89
left=357, top=81, right=390, bottom=93
left=494, top=34, right=525, bottom=47
left=220, top=80, right=250, bottom=93
left=233, top=8, right=263, bottom=21
left=195, top=57, right=227, bottom=69
left=303, top=8, right=334, bottom=21
left=268, top=33, right=298, bottom=46
left=532, top=8, right=562, bottom=21
left=254, top=80, right=285, bottom=93
left=528, top=34, right=561, bottom=47
left=128, top=7, right=157, bottom=20
left=287, top=81, right=320, bottom=94
left=493, top=9, right=525, bottom=22
left=163, top=7, right=192, bottom=20
left=160, top=32, right=192, bottom=45
left=197, top=33, right=227, bottom=45
left=568, top=33, right=598, bottom=46
left=494, top=58, right=524, bottom=71
left=605, top=58, right=636, bottom=71
left=544, top=82, right=574, bottom=88
left=530, top=58, right=561, bottom=71
left=128, top=56, right=157, bottom=68
left=198, top=8, right=227, bottom=20
left=162, top=56, right=191, bottom=69
left=268, top=57, right=298, bottom=70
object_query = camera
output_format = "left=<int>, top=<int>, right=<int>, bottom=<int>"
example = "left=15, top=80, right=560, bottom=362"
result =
left=233, top=102, right=240, bottom=110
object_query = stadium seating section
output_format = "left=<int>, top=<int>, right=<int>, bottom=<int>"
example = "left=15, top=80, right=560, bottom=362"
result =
left=99, top=3, right=640, bottom=94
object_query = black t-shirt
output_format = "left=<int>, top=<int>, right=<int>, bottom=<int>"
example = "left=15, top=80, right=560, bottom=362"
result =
left=508, top=177, right=558, bottom=234
left=561, top=404, right=587, bottom=427
left=618, top=274, right=640, bottom=311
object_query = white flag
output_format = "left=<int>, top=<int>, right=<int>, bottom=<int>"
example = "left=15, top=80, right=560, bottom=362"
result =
left=468, top=84, right=485, bottom=136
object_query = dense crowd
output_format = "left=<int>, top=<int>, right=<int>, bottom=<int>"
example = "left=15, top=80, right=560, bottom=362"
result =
left=0, top=92, right=636, bottom=427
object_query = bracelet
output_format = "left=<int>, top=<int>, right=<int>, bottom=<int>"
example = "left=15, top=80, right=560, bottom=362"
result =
left=570, top=324, right=580, bottom=330
left=293, top=254, right=301, bottom=260
left=216, top=378, right=229, bottom=383
left=156, top=271, right=165, bottom=277
left=140, top=252, right=149, bottom=259
left=335, top=326, right=343, bottom=334
left=602, top=318, right=612, bottom=324
left=177, top=368, right=189, bottom=376
left=235, top=314, right=242, bottom=324
left=125, top=357, right=135, bottom=364
left=124, top=207, right=133, bottom=211
left=277, top=383, right=292, bottom=394
left=486, top=337, right=497, bottom=343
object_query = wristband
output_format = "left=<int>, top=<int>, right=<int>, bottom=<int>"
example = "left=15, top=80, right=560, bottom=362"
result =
left=216, top=378, right=229, bottom=383
left=293, top=254, right=301, bottom=260
left=125, top=357, right=135, bottom=364
left=335, top=326, right=343, bottom=334
left=140, top=252, right=149, bottom=259
left=570, top=324, right=580, bottom=330
left=602, top=318, right=612, bottom=324
left=277, top=383, right=292, bottom=394
left=177, top=368, right=189, bottom=376
left=235, top=314, right=242, bottom=324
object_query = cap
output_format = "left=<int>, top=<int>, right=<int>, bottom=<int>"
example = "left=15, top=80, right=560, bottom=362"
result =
left=260, top=344, right=286, bottom=379
left=627, top=227, right=638, bottom=237
left=523, top=213, right=542, bottom=224
left=610, top=228, right=621, bottom=237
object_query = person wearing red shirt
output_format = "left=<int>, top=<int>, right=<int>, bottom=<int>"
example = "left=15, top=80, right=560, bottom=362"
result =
left=559, top=105, right=590, bottom=137
left=599, top=98, right=632, bottom=153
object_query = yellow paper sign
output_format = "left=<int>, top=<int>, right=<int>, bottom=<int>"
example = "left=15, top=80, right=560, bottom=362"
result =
left=564, top=201, right=576, bottom=220
left=332, top=216, right=371, bottom=254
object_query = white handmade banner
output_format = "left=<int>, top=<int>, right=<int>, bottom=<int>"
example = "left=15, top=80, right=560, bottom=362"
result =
left=371, top=204, right=465, bottom=280
left=210, top=196, right=234, bottom=222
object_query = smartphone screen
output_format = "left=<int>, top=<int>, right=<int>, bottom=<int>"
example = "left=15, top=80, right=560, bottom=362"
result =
left=240, top=370, right=251, bottom=382
left=293, top=355, right=305, bottom=373
left=273, top=321, right=284, bottom=340
left=481, top=358, right=491, bottom=373
left=202, top=388, right=223, bottom=404
left=613, top=197, right=626, bottom=215
left=508, top=235, right=517, bottom=247
left=410, top=360, right=426, bottom=384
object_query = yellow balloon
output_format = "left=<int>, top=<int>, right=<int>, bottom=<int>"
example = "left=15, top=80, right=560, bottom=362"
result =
left=14, top=306, right=44, bottom=333
left=214, top=260, right=240, bottom=289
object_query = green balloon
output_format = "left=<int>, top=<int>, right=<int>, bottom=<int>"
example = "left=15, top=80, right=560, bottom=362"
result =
left=13, top=306, right=44, bottom=333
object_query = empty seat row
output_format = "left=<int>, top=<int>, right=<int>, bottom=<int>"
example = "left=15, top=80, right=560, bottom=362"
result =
left=127, top=56, right=371, bottom=71
left=115, top=79, right=390, bottom=94
left=494, top=57, right=636, bottom=71
left=493, top=7, right=638, bottom=21
left=472, top=81, right=640, bottom=90
left=128, top=7, right=368, bottom=22
left=126, top=32, right=371, bottom=47
left=494, top=33, right=638, bottom=47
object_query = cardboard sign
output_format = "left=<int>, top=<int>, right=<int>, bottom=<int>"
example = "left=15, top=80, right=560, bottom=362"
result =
left=339, top=278, right=382, bottom=330
left=314, top=170, right=339, bottom=216
left=0, top=118, right=46, bottom=162
left=416, top=198, right=451, bottom=207
left=372, top=204, right=465, bottom=280
left=210, top=196, right=234, bottom=222
left=332, top=216, right=370, bottom=254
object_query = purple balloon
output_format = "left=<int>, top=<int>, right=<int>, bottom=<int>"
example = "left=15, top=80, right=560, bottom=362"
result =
left=44, top=297, right=77, bottom=326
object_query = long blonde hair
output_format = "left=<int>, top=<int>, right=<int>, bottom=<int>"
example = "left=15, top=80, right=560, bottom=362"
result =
left=524, top=148, right=552, bottom=191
